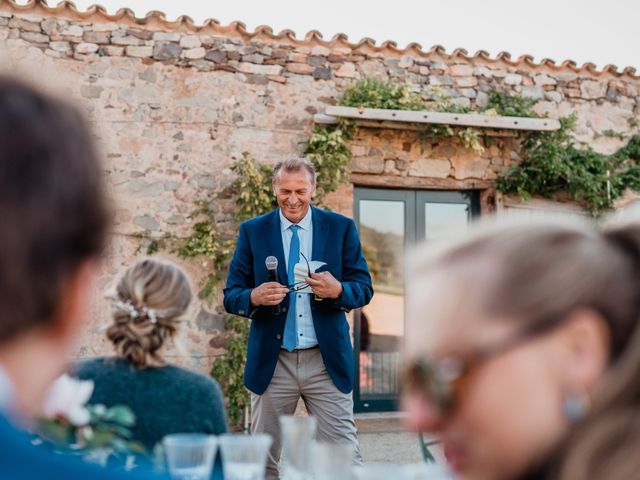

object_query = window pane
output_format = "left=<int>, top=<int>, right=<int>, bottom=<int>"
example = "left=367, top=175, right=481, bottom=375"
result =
left=359, top=200, right=404, bottom=398
left=424, top=202, right=469, bottom=240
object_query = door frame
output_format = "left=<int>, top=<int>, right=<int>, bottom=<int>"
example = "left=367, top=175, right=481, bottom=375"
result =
left=352, top=188, right=479, bottom=413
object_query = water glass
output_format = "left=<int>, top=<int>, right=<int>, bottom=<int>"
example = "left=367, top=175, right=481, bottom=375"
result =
left=310, top=441, right=354, bottom=480
left=219, top=433, right=273, bottom=480
left=352, top=463, right=412, bottom=480
left=163, top=434, right=218, bottom=480
left=279, top=415, right=317, bottom=480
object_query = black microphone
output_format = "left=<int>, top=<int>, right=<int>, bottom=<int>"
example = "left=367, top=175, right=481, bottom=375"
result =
left=265, top=256, right=282, bottom=315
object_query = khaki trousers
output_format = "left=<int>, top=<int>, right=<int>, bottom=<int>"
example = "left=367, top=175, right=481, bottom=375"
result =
left=251, top=348, right=362, bottom=479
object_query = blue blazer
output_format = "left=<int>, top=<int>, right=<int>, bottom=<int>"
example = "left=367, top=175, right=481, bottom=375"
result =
left=223, top=206, right=374, bottom=395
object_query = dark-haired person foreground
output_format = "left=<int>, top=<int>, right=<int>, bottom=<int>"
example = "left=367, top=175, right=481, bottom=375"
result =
left=403, top=217, right=640, bottom=480
left=0, top=76, right=158, bottom=479
left=74, top=258, right=227, bottom=451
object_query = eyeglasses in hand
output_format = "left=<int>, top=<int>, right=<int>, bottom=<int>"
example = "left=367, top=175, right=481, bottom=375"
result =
left=287, top=251, right=311, bottom=292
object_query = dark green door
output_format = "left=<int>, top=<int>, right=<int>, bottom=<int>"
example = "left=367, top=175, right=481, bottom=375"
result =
left=353, top=188, right=479, bottom=412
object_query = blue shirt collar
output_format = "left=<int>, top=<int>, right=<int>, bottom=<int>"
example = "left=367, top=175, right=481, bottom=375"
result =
left=279, top=207, right=312, bottom=232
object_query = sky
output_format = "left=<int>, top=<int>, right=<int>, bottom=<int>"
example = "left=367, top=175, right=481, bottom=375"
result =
left=42, top=0, right=640, bottom=70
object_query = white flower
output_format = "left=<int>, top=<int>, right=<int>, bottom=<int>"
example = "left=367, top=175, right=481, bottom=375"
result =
left=42, top=374, right=94, bottom=426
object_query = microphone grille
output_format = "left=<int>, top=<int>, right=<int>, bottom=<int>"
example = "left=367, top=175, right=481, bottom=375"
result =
left=265, top=256, right=278, bottom=270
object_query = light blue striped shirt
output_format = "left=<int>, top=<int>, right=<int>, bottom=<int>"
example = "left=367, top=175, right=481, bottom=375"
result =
left=279, top=208, right=318, bottom=348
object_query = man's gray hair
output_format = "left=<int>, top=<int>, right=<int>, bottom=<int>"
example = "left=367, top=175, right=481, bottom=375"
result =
left=272, top=158, right=316, bottom=186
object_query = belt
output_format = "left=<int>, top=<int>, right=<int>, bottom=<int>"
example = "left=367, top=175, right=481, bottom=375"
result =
left=280, top=345, right=319, bottom=352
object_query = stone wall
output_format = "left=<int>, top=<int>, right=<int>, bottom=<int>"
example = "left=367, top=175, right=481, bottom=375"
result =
left=0, top=2, right=638, bottom=373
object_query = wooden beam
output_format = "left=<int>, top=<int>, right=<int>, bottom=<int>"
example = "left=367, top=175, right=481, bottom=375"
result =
left=314, top=114, right=519, bottom=137
left=501, top=194, right=588, bottom=215
left=319, top=106, right=560, bottom=131
left=350, top=173, right=493, bottom=190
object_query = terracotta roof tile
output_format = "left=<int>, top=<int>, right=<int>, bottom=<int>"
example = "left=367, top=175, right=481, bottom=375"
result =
left=1, top=0, right=637, bottom=79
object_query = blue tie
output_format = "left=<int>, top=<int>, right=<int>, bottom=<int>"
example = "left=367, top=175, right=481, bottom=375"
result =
left=283, top=225, right=300, bottom=352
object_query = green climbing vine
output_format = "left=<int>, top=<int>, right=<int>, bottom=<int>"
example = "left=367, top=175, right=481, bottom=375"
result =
left=209, top=314, right=250, bottom=427
left=316, top=77, right=640, bottom=215
left=307, top=78, right=556, bottom=169
left=497, top=119, right=640, bottom=214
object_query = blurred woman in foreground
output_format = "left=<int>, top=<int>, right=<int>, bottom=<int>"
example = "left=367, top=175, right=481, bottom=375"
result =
left=403, top=217, right=640, bottom=480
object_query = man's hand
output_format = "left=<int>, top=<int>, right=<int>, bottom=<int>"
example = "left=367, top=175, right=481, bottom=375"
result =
left=250, top=282, right=289, bottom=306
left=306, top=271, right=343, bottom=299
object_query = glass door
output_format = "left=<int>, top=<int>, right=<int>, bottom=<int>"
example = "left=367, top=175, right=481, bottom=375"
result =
left=417, top=191, right=479, bottom=242
left=353, top=188, right=478, bottom=412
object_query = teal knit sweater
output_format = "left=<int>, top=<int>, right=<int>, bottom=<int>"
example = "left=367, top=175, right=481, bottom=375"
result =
left=73, top=357, right=228, bottom=450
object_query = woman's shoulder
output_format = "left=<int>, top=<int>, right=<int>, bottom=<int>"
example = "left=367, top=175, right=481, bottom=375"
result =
left=160, top=365, right=219, bottom=386
left=72, top=356, right=122, bottom=375
left=158, top=366, right=223, bottom=397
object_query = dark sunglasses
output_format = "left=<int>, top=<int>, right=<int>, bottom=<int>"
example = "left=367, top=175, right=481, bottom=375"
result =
left=403, top=313, right=567, bottom=413
left=287, top=251, right=311, bottom=292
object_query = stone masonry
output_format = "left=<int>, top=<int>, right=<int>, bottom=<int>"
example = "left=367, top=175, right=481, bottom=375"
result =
left=0, top=2, right=639, bottom=373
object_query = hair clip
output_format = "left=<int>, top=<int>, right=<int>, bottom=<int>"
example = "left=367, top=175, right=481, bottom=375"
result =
left=114, top=299, right=157, bottom=324
left=142, top=306, right=158, bottom=324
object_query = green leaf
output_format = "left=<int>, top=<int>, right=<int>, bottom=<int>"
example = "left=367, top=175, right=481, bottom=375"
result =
left=104, top=406, right=136, bottom=427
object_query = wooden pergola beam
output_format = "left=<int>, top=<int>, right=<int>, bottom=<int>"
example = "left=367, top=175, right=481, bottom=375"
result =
left=315, top=106, right=561, bottom=131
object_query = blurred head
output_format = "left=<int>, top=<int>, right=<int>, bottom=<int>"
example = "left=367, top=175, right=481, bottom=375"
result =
left=0, top=76, right=108, bottom=416
left=272, top=159, right=316, bottom=224
left=108, top=258, right=192, bottom=368
left=403, top=218, right=640, bottom=480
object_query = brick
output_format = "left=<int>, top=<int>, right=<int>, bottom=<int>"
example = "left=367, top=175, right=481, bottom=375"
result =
left=504, top=74, right=523, bottom=85
left=102, top=45, right=125, bottom=56
left=20, top=31, right=48, bottom=43
left=409, top=159, right=451, bottom=178
left=83, top=31, right=110, bottom=44
left=455, top=76, right=478, bottom=87
left=49, top=41, right=72, bottom=53
left=581, top=80, right=608, bottom=99
left=180, top=35, right=202, bottom=49
left=533, top=74, right=556, bottom=86
left=429, top=75, right=453, bottom=86
left=182, top=47, right=206, bottom=60
left=449, top=64, right=474, bottom=76
left=111, top=35, right=145, bottom=46
left=75, top=42, right=99, bottom=54
left=335, top=62, right=358, bottom=78
left=10, top=17, right=42, bottom=32
left=153, top=43, right=181, bottom=60
left=153, top=31, right=181, bottom=42
left=237, top=63, right=282, bottom=75
left=204, top=50, right=227, bottom=63
left=126, top=46, right=153, bottom=58
left=60, top=24, right=84, bottom=37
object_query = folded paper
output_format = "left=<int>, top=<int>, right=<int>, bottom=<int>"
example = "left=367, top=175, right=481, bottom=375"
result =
left=293, top=260, right=327, bottom=293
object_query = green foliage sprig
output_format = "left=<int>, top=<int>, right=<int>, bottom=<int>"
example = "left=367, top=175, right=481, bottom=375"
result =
left=306, top=119, right=356, bottom=203
left=482, top=91, right=540, bottom=118
left=175, top=201, right=234, bottom=304
left=339, top=77, right=426, bottom=111
left=209, top=315, right=250, bottom=427
left=37, top=404, right=144, bottom=466
left=231, top=152, right=277, bottom=221
left=497, top=116, right=640, bottom=214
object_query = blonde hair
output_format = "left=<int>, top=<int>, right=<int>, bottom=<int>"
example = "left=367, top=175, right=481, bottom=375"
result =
left=411, top=217, right=640, bottom=480
left=107, top=258, right=192, bottom=368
